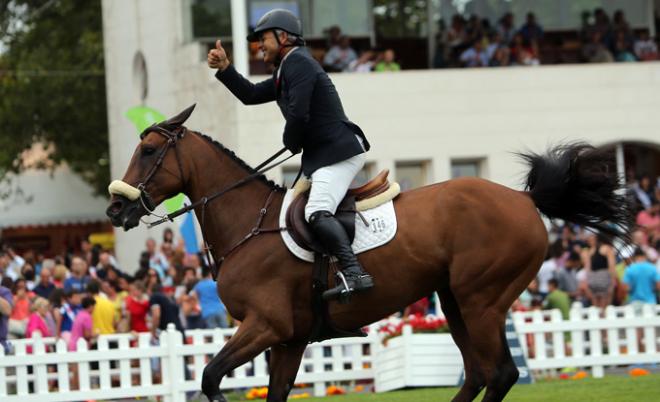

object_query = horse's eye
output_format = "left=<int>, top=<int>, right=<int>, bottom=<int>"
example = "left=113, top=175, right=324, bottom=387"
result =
left=142, top=146, right=156, bottom=156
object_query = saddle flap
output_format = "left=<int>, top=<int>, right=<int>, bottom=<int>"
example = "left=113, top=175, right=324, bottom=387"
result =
left=285, top=192, right=356, bottom=253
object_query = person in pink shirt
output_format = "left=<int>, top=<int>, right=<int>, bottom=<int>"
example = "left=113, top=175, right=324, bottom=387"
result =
left=69, top=296, right=96, bottom=351
left=26, top=297, right=51, bottom=353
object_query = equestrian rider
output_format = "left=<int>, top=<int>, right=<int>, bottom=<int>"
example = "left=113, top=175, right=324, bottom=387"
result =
left=207, top=9, right=373, bottom=301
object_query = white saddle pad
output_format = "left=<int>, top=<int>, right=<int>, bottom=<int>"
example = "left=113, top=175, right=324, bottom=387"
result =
left=279, top=190, right=398, bottom=262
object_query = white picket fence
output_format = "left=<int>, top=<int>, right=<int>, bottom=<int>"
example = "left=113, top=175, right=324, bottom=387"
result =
left=2, top=304, right=660, bottom=401
left=512, top=303, right=660, bottom=377
left=0, top=327, right=377, bottom=402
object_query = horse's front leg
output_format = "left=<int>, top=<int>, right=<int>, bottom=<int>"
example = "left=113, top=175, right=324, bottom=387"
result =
left=266, top=341, right=307, bottom=402
left=201, top=317, right=285, bottom=402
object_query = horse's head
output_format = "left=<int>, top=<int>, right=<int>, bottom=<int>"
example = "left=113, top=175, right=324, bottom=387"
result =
left=106, top=104, right=196, bottom=230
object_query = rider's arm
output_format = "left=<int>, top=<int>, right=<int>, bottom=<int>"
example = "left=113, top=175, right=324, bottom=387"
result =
left=215, top=65, right=276, bottom=105
left=282, top=55, right=317, bottom=153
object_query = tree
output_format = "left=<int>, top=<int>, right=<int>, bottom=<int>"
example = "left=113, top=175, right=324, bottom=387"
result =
left=0, top=0, right=108, bottom=197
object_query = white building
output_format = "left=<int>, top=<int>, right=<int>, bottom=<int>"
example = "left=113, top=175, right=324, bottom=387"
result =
left=102, top=0, right=660, bottom=269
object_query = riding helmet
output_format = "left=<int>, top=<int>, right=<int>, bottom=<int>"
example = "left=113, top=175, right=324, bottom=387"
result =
left=246, top=9, right=303, bottom=42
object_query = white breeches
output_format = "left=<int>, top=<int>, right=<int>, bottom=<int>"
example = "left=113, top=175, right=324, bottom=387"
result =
left=304, top=152, right=366, bottom=222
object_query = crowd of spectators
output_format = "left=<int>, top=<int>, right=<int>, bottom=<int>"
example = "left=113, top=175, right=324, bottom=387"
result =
left=1, top=172, right=659, bottom=353
left=320, top=25, right=401, bottom=73
left=512, top=174, right=660, bottom=319
left=0, top=228, right=230, bottom=354
left=311, top=8, right=658, bottom=72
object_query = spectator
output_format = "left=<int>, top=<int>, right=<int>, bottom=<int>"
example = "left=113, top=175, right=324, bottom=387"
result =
left=58, top=289, right=82, bottom=343
left=323, top=35, right=358, bottom=72
left=325, top=25, right=342, bottom=48
left=613, top=30, right=636, bottom=62
left=0, top=284, right=12, bottom=352
left=34, top=267, right=56, bottom=299
left=94, top=251, right=119, bottom=280
left=48, top=288, right=64, bottom=339
left=177, top=267, right=204, bottom=330
left=21, top=263, right=37, bottom=291
left=636, top=204, right=660, bottom=237
left=497, top=12, right=516, bottom=44
left=64, top=256, right=91, bottom=293
left=145, top=238, right=168, bottom=279
left=582, top=30, right=614, bottom=63
left=612, top=9, right=632, bottom=39
left=543, top=279, right=571, bottom=320
left=149, top=283, right=185, bottom=338
left=634, top=31, right=658, bottom=61
left=538, top=240, right=563, bottom=296
left=444, top=15, right=468, bottom=66
left=460, top=38, right=490, bottom=67
left=556, top=251, right=581, bottom=301
left=9, top=278, right=30, bottom=338
left=124, top=281, right=150, bottom=333
left=510, top=33, right=539, bottom=66
left=622, top=247, right=660, bottom=305
left=163, top=227, right=175, bottom=245
left=52, top=264, right=68, bottom=288
left=348, top=50, right=376, bottom=73
left=374, top=49, right=401, bottom=72
left=102, top=280, right=128, bottom=332
left=69, top=296, right=96, bottom=351
left=582, top=233, right=617, bottom=310
left=519, top=12, right=544, bottom=44
left=87, top=280, right=116, bottom=335
left=633, top=175, right=658, bottom=210
left=26, top=297, right=52, bottom=342
left=0, top=248, right=24, bottom=281
left=193, top=265, right=228, bottom=329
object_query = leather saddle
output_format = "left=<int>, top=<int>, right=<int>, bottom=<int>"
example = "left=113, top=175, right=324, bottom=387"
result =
left=285, top=169, right=393, bottom=253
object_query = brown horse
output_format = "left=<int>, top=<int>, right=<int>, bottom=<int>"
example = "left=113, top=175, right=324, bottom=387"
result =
left=106, top=107, right=628, bottom=402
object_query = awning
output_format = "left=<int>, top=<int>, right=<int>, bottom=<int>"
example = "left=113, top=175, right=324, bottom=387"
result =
left=0, top=167, right=109, bottom=228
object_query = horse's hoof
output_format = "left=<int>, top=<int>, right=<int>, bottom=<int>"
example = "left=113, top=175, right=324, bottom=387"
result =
left=208, top=394, right=227, bottom=402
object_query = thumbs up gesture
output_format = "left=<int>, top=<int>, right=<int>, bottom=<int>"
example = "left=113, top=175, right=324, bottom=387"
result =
left=208, top=39, right=230, bottom=71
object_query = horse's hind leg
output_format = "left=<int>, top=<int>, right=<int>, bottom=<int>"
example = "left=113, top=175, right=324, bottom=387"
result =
left=459, top=305, right=518, bottom=402
left=438, top=287, right=485, bottom=402
left=266, top=341, right=307, bottom=402
left=201, top=318, right=283, bottom=402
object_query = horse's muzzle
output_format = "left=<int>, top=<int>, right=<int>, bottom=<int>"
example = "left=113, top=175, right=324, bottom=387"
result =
left=106, top=195, right=143, bottom=231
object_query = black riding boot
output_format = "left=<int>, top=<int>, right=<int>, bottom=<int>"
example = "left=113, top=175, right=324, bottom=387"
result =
left=309, top=210, right=374, bottom=301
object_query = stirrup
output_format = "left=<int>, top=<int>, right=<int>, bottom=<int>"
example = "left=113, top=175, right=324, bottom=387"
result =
left=322, top=271, right=354, bottom=304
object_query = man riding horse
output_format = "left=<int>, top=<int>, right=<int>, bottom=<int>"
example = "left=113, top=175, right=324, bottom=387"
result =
left=207, top=9, right=373, bottom=301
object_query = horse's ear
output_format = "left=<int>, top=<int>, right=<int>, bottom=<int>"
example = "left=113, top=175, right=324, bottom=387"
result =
left=162, top=103, right=196, bottom=128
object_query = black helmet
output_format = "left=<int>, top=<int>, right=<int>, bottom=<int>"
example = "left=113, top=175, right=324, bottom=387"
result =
left=246, top=9, right=303, bottom=42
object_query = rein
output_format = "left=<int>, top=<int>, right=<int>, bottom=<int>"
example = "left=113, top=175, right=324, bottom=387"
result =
left=137, top=124, right=294, bottom=279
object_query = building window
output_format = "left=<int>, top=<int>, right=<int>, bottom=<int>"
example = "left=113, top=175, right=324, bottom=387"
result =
left=395, top=161, right=429, bottom=191
left=451, top=158, right=485, bottom=179
left=352, top=162, right=374, bottom=188
left=189, top=0, right=232, bottom=40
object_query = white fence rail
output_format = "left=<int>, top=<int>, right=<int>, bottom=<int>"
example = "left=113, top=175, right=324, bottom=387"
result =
left=512, top=304, right=660, bottom=377
left=2, top=304, right=660, bottom=401
left=0, top=327, right=377, bottom=402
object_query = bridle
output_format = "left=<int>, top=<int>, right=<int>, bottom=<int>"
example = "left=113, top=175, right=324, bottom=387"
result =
left=126, top=123, right=295, bottom=278
left=134, top=124, right=187, bottom=218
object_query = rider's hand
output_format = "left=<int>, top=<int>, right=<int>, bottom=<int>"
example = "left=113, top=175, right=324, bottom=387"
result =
left=208, top=39, right=230, bottom=72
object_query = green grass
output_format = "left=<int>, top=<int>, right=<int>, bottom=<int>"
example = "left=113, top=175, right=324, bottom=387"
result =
left=222, top=374, right=660, bottom=402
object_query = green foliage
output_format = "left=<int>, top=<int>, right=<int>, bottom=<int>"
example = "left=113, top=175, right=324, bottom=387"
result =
left=0, top=0, right=108, bottom=196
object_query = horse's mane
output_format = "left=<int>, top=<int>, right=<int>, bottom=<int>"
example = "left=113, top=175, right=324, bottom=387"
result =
left=193, top=131, right=287, bottom=192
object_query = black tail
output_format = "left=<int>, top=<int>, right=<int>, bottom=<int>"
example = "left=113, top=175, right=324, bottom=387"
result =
left=518, top=143, right=631, bottom=244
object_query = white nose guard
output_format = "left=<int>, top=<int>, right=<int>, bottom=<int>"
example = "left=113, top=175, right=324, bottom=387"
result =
left=108, top=180, right=141, bottom=201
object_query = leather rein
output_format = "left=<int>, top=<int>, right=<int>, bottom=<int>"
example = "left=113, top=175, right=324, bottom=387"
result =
left=137, top=124, right=295, bottom=278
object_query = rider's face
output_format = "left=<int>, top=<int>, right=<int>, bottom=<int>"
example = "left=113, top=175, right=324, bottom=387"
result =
left=259, top=31, right=285, bottom=64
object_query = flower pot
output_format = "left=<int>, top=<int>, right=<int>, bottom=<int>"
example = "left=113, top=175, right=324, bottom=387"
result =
left=374, top=325, right=463, bottom=392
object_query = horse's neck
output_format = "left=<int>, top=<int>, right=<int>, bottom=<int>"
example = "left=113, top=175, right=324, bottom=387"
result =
left=185, top=138, right=281, bottom=260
